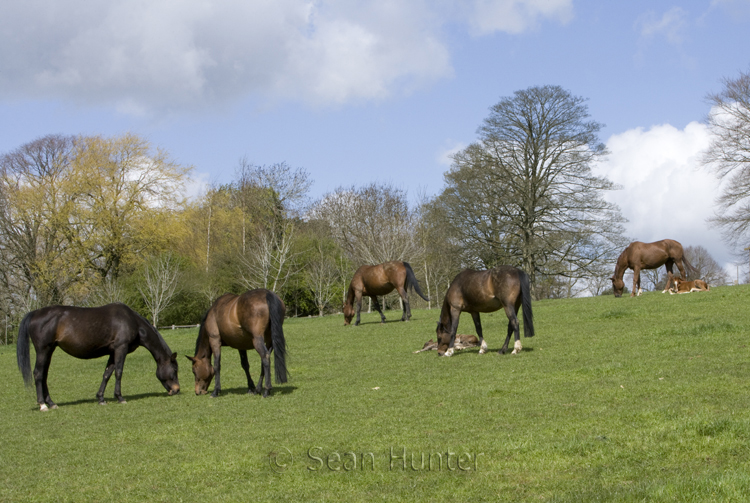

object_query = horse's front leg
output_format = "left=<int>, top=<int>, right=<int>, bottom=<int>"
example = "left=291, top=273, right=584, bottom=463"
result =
left=443, top=309, right=461, bottom=357
left=372, top=296, right=386, bottom=323
left=355, top=295, right=363, bottom=326
left=34, top=348, right=57, bottom=411
left=112, top=349, right=129, bottom=404
left=239, top=350, right=257, bottom=395
left=211, top=349, right=222, bottom=398
left=631, top=267, right=640, bottom=297
left=96, top=354, right=116, bottom=405
left=470, top=312, right=488, bottom=354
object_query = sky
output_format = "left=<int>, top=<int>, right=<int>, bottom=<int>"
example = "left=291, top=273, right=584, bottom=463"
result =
left=1, top=0, right=749, bottom=281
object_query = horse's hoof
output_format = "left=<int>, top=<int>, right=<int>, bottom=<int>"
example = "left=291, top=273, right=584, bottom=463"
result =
left=118, top=400, right=127, bottom=404
left=248, top=389, right=258, bottom=395
left=99, top=401, right=107, bottom=405
left=262, top=390, right=270, bottom=398
left=50, top=404, right=58, bottom=410
left=39, top=404, right=49, bottom=412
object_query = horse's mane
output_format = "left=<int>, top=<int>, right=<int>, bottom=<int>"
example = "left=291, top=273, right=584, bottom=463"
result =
left=194, top=309, right=210, bottom=356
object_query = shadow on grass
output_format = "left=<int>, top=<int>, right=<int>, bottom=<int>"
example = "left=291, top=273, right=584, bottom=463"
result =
left=53, top=391, right=172, bottom=407
left=210, top=385, right=299, bottom=397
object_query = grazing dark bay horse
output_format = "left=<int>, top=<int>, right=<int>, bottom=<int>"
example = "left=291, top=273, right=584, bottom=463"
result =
left=16, top=303, right=180, bottom=411
left=611, top=239, right=697, bottom=297
left=343, top=260, right=429, bottom=326
left=188, top=289, right=287, bottom=398
left=436, top=266, right=534, bottom=357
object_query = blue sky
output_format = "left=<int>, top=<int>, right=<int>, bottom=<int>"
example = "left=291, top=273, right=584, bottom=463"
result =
left=1, top=0, right=749, bottom=279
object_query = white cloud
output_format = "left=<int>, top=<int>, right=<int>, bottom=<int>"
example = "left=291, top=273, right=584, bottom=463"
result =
left=636, top=7, right=689, bottom=45
left=468, top=0, right=573, bottom=35
left=595, top=122, right=735, bottom=273
left=436, top=141, right=467, bottom=166
left=0, top=0, right=573, bottom=113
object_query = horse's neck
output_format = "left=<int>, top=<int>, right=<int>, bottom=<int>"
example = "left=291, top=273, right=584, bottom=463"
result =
left=140, top=325, right=171, bottom=362
left=614, top=255, right=628, bottom=278
left=195, top=328, right=212, bottom=359
left=438, top=299, right=453, bottom=328
left=345, top=285, right=356, bottom=307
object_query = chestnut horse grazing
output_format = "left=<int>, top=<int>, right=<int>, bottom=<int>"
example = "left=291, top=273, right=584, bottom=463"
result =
left=343, top=261, right=429, bottom=326
left=435, top=266, right=534, bottom=357
left=188, top=289, right=287, bottom=398
left=16, top=303, right=180, bottom=411
left=610, top=239, right=697, bottom=297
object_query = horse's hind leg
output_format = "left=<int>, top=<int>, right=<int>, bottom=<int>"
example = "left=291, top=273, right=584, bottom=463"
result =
left=96, top=354, right=117, bottom=405
left=253, top=338, right=272, bottom=397
left=500, top=308, right=521, bottom=355
left=34, top=348, right=57, bottom=411
left=470, top=312, right=488, bottom=354
left=372, top=296, right=386, bottom=323
left=239, top=350, right=257, bottom=395
left=397, top=287, right=411, bottom=321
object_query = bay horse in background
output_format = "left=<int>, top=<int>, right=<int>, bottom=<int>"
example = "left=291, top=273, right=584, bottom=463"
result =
left=343, top=261, right=429, bottom=326
left=16, top=303, right=180, bottom=411
left=188, top=289, right=287, bottom=398
left=610, top=239, right=697, bottom=297
left=436, top=266, right=534, bottom=357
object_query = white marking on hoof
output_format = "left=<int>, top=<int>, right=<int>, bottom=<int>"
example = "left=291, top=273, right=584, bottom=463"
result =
left=479, top=340, right=488, bottom=354
left=511, top=340, right=522, bottom=355
left=50, top=404, right=58, bottom=409
left=39, top=404, right=49, bottom=412
left=637, top=288, right=643, bottom=296
left=444, top=347, right=454, bottom=357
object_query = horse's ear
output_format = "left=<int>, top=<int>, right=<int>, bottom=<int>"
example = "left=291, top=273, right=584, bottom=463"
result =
left=185, top=355, right=196, bottom=363
left=171, top=352, right=177, bottom=362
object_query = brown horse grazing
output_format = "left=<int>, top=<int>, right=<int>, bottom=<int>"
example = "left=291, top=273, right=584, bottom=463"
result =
left=343, top=261, right=429, bottom=326
left=188, top=289, right=287, bottom=398
left=435, top=266, right=534, bottom=357
left=16, top=303, right=180, bottom=411
left=611, top=239, right=697, bottom=297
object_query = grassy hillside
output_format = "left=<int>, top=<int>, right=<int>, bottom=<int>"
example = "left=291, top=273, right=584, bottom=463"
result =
left=2, top=286, right=750, bottom=502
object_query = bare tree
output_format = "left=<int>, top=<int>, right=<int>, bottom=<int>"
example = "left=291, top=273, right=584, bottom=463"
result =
left=239, top=221, right=300, bottom=292
left=684, top=245, right=730, bottom=286
left=313, top=183, right=423, bottom=266
left=137, top=253, right=182, bottom=327
left=703, top=69, right=750, bottom=255
left=305, top=243, right=341, bottom=316
left=434, top=85, right=628, bottom=296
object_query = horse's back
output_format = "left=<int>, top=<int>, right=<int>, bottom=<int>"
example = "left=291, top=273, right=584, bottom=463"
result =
left=31, top=304, right=140, bottom=359
left=449, top=267, right=519, bottom=312
left=212, top=289, right=272, bottom=349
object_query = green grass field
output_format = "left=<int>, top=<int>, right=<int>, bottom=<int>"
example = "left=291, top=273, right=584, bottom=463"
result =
left=2, top=286, right=750, bottom=502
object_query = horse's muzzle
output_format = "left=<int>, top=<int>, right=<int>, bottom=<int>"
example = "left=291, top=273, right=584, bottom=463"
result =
left=168, top=386, right=180, bottom=396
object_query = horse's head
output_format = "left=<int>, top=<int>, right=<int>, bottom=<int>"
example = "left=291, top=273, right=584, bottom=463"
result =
left=435, top=321, right=452, bottom=356
left=156, top=352, right=180, bottom=395
left=611, top=276, right=624, bottom=298
left=343, top=302, right=354, bottom=325
left=186, top=355, right=214, bottom=395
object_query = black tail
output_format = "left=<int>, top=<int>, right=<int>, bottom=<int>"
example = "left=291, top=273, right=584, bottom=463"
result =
left=266, top=290, right=288, bottom=384
left=403, top=262, right=429, bottom=302
left=16, top=312, right=33, bottom=387
left=682, top=255, right=699, bottom=279
left=518, top=269, right=535, bottom=338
